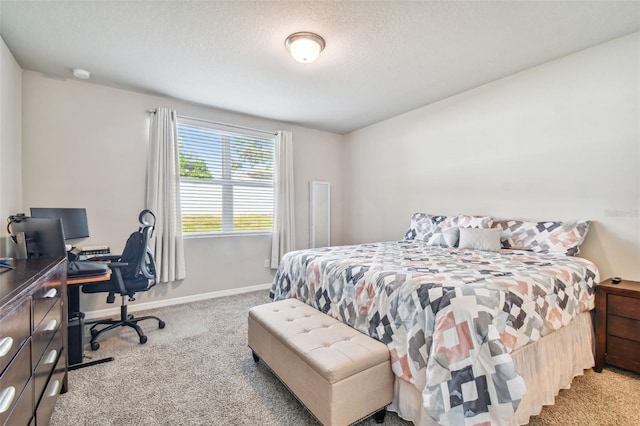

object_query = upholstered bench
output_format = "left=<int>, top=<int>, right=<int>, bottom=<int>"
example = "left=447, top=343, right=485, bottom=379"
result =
left=248, top=298, right=394, bottom=425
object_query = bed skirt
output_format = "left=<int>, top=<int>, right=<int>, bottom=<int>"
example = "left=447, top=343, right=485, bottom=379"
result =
left=389, top=311, right=595, bottom=425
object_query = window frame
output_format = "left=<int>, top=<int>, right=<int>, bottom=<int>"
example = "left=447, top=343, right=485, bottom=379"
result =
left=177, top=117, right=275, bottom=238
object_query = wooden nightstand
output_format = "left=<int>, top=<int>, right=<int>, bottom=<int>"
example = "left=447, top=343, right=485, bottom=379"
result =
left=595, top=278, right=640, bottom=373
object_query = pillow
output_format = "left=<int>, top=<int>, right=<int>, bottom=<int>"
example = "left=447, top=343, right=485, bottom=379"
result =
left=404, top=213, right=438, bottom=241
left=455, top=214, right=493, bottom=229
left=405, top=214, right=459, bottom=241
left=427, top=227, right=460, bottom=248
left=493, top=219, right=590, bottom=256
left=431, top=215, right=456, bottom=230
left=458, top=228, right=502, bottom=252
left=404, top=213, right=493, bottom=241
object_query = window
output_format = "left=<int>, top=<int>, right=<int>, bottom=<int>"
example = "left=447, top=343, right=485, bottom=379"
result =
left=177, top=118, right=275, bottom=235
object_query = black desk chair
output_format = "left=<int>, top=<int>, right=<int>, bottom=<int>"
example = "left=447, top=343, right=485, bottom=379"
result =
left=82, top=210, right=165, bottom=350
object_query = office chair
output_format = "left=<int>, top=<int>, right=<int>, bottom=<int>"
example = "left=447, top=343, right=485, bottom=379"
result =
left=82, top=209, right=165, bottom=350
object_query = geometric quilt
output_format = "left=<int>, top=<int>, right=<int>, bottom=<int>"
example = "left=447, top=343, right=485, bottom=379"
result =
left=270, top=241, right=599, bottom=425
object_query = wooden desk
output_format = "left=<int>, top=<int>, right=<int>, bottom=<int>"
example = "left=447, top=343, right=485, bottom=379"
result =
left=67, top=271, right=111, bottom=285
left=67, top=271, right=110, bottom=314
left=66, top=271, right=114, bottom=370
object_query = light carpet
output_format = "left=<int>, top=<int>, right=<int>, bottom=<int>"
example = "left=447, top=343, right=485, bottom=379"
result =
left=51, top=290, right=640, bottom=425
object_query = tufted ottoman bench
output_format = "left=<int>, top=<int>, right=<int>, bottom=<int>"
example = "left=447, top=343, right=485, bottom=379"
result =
left=248, top=298, right=393, bottom=425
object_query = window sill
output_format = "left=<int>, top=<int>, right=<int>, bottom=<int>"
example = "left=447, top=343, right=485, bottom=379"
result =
left=183, top=231, right=273, bottom=239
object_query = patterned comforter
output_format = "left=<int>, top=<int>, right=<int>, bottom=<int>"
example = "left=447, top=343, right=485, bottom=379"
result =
left=269, top=241, right=599, bottom=425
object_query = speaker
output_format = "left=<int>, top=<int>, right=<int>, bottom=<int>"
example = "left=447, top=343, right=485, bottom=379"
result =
left=68, top=312, right=85, bottom=365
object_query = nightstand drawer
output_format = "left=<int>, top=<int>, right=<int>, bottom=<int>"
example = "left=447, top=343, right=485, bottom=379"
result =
left=607, top=335, right=640, bottom=365
left=608, top=294, right=640, bottom=320
left=607, top=315, right=640, bottom=342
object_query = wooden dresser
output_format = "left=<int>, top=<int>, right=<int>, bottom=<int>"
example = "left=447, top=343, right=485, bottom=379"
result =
left=595, top=278, right=640, bottom=373
left=0, top=257, right=68, bottom=425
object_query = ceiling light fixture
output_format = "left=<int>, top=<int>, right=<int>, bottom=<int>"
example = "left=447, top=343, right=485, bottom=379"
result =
left=285, top=32, right=325, bottom=63
left=71, top=68, right=90, bottom=80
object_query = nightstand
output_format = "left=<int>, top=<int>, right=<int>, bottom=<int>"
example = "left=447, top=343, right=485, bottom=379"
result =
left=594, top=278, right=640, bottom=373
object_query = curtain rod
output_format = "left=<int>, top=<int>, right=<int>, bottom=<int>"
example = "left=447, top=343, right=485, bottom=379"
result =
left=147, top=109, right=277, bottom=136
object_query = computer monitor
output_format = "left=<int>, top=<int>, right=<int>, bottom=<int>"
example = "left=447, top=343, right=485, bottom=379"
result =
left=30, top=207, right=90, bottom=239
left=11, top=217, right=67, bottom=258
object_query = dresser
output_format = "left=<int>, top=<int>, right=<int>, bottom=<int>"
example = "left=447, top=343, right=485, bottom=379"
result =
left=0, top=257, right=68, bottom=426
left=594, top=278, right=640, bottom=373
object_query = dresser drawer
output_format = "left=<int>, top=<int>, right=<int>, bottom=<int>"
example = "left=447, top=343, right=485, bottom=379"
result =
left=31, top=300, right=62, bottom=370
left=32, top=272, right=63, bottom=332
left=607, top=294, right=640, bottom=321
left=607, top=315, right=640, bottom=343
left=0, top=339, right=31, bottom=426
left=35, top=351, right=65, bottom=426
left=0, top=297, right=31, bottom=375
left=33, top=326, right=63, bottom=407
left=4, top=378, right=33, bottom=426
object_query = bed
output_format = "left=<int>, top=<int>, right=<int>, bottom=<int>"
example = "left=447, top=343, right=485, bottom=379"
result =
left=269, top=214, right=598, bottom=426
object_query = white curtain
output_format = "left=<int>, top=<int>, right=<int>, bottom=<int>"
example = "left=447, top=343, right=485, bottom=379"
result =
left=146, top=107, right=186, bottom=282
left=270, top=131, right=295, bottom=268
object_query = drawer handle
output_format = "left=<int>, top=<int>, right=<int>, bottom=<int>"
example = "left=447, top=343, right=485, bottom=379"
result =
left=47, top=380, right=60, bottom=397
left=45, top=349, right=58, bottom=365
left=43, top=288, right=58, bottom=298
left=43, top=319, right=58, bottom=332
left=0, top=386, right=16, bottom=414
left=0, top=337, right=13, bottom=357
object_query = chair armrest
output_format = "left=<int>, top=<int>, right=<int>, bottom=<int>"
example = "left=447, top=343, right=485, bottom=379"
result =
left=109, top=264, right=130, bottom=295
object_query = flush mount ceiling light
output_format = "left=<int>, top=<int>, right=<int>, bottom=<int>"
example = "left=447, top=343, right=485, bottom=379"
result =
left=285, top=32, right=325, bottom=63
left=71, top=68, right=90, bottom=80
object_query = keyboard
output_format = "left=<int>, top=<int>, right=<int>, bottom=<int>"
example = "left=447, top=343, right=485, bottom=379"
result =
left=67, top=261, right=109, bottom=277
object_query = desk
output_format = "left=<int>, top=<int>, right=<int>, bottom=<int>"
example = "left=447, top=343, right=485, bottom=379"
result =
left=67, top=271, right=111, bottom=313
left=66, top=271, right=114, bottom=370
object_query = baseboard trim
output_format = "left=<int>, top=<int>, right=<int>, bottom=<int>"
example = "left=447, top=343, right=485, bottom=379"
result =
left=84, top=282, right=272, bottom=320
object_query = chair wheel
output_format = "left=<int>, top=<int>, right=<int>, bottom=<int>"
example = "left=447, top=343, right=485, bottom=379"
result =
left=158, top=320, right=166, bottom=329
left=140, top=335, right=148, bottom=344
left=90, top=341, right=100, bottom=351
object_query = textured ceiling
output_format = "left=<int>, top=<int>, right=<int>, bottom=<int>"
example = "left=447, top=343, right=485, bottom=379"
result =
left=1, top=1, right=639, bottom=134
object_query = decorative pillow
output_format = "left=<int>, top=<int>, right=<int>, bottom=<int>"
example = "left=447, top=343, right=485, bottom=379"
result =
left=458, top=228, right=502, bottom=252
left=427, top=227, right=460, bottom=248
left=405, top=213, right=493, bottom=241
left=492, top=219, right=590, bottom=256
left=431, top=215, right=456, bottom=230
left=455, top=215, right=493, bottom=229
left=404, top=213, right=437, bottom=241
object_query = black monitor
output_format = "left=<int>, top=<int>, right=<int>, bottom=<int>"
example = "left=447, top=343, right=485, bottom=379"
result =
left=30, top=207, right=89, bottom=240
left=11, top=217, right=67, bottom=258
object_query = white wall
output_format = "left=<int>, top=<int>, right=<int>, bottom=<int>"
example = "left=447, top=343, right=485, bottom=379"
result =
left=344, top=33, right=640, bottom=281
left=21, top=72, right=344, bottom=311
left=0, top=37, right=22, bottom=257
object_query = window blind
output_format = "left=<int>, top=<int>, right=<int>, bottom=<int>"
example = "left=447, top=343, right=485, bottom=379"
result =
left=177, top=121, right=275, bottom=234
